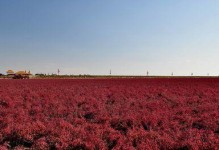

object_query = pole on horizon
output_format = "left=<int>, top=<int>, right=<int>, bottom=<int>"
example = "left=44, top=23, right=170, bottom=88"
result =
left=110, top=69, right=111, bottom=75
left=147, top=70, right=149, bottom=76
left=171, top=72, right=173, bottom=76
left=58, top=69, right=60, bottom=75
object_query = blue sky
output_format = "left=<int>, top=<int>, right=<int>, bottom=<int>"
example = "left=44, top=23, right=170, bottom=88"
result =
left=0, top=0, right=219, bottom=75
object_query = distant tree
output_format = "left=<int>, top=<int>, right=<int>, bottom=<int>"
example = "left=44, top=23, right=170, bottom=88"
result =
left=35, top=73, right=46, bottom=77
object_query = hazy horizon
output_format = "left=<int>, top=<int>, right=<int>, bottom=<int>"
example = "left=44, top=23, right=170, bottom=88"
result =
left=1, top=1, right=219, bottom=76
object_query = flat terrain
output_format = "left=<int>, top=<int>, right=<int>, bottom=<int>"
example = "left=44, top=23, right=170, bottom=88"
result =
left=0, top=78, right=219, bottom=149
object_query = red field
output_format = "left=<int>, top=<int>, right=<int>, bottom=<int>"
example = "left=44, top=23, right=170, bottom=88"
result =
left=0, top=78, right=219, bottom=149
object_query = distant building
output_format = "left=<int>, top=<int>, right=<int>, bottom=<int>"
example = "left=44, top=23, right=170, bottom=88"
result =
left=6, top=70, right=32, bottom=79
left=7, top=70, right=14, bottom=75
left=6, top=70, right=15, bottom=78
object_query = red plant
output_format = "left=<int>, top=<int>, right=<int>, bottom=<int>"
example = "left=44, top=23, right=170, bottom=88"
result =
left=0, top=78, right=218, bottom=149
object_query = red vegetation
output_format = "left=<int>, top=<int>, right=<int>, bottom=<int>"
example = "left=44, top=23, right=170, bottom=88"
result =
left=0, top=78, right=219, bottom=149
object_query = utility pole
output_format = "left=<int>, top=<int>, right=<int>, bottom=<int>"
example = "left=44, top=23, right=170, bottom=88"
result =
left=110, top=69, right=111, bottom=75
left=58, top=69, right=60, bottom=75
left=171, top=72, right=173, bottom=76
left=147, top=70, right=149, bottom=76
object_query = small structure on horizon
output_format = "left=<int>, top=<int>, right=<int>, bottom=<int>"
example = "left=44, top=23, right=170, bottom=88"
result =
left=6, top=70, right=32, bottom=79
left=58, top=69, right=60, bottom=75
left=6, top=70, right=15, bottom=78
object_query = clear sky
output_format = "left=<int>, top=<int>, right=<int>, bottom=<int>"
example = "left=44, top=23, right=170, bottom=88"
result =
left=0, top=0, right=219, bottom=76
